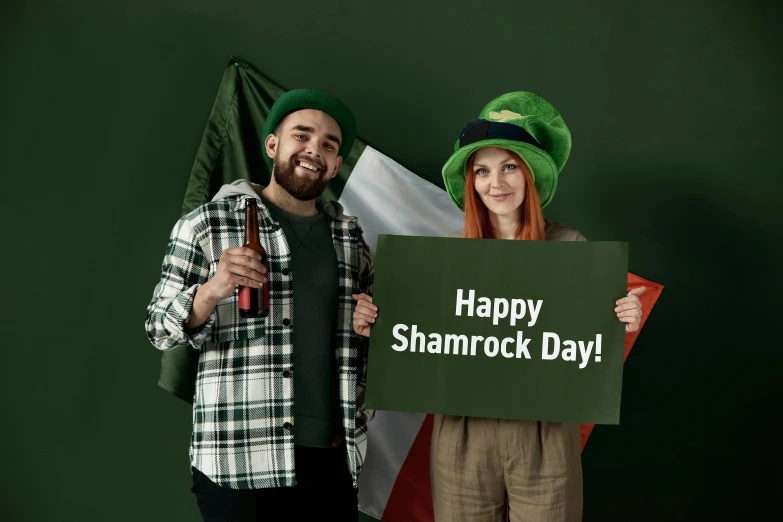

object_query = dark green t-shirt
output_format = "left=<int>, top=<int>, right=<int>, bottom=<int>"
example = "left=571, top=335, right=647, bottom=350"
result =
left=262, top=197, right=341, bottom=448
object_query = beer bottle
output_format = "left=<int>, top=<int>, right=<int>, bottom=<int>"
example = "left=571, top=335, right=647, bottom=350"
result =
left=238, top=199, right=269, bottom=318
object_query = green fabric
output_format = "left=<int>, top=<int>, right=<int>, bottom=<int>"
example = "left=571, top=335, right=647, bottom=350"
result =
left=262, top=197, right=341, bottom=448
left=159, top=57, right=367, bottom=404
left=261, top=88, right=357, bottom=168
left=441, top=91, right=572, bottom=210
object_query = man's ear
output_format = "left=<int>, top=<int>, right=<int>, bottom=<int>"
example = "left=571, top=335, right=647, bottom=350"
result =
left=330, top=155, right=343, bottom=179
left=265, top=134, right=278, bottom=160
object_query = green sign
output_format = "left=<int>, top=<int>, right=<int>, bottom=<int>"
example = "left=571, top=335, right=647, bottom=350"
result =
left=365, top=235, right=629, bottom=424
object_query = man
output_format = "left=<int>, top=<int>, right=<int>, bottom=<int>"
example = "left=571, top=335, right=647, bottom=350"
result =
left=145, top=89, right=374, bottom=521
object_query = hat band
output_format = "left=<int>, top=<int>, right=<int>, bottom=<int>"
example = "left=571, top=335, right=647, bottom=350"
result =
left=458, top=119, right=541, bottom=149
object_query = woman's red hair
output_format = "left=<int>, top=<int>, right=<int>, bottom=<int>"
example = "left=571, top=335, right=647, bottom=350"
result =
left=463, top=150, right=546, bottom=240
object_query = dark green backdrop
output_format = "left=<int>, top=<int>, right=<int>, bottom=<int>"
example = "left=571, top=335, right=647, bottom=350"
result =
left=0, top=1, right=779, bottom=521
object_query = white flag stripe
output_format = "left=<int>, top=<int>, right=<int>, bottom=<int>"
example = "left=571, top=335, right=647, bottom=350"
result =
left=356, top=411, right=427, bottom=518
left=338, top=146, right=463, bottom=518
left=339, top=146, right=464, bottom=255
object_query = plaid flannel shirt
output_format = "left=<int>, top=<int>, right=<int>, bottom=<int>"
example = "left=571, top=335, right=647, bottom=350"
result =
left=145, top=191, right=374, bottom=489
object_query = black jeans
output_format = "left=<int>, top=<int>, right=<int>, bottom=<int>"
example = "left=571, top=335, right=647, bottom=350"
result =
left=191, top=444, right=358, bottom=521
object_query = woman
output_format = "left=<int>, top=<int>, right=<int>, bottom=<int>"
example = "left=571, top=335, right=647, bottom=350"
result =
left=353, top=91, right=644, bottom=522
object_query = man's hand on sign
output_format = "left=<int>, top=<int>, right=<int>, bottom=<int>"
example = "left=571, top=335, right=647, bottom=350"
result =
left=616, top=286, right=646, bottom=333
left=352, top=293, right=377, bottom=338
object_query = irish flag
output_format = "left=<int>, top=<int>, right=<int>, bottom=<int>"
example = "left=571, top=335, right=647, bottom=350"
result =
left=158, top=57, right=663, bottom=521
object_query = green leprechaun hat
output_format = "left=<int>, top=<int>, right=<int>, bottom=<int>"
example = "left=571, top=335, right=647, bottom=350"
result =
left=442, top=91, right=572, bottom=210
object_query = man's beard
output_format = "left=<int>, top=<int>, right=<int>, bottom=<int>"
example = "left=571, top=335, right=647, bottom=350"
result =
left=272, top=154, right=332, bottom=201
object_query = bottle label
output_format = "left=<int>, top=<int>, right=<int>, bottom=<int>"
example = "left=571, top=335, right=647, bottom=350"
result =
left=238, top=286, right=250, bottom=309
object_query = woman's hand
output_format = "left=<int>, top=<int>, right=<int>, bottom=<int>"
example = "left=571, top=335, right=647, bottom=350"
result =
left=616, top=286, right=646, bottom=333
left=352, top=293, right=378, bottom=337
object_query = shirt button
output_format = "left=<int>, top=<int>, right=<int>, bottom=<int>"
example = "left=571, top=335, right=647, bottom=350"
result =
left=282, top=268, right=290, bottom=276
left=284, top=422, right=292, bottom=430
left=283, top=318, right=290, bottom=326
left=283, top=370, right=291, bottom=378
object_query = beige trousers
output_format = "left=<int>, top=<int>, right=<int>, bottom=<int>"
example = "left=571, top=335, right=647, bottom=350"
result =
left=430, top=415, right=583, bottom=522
